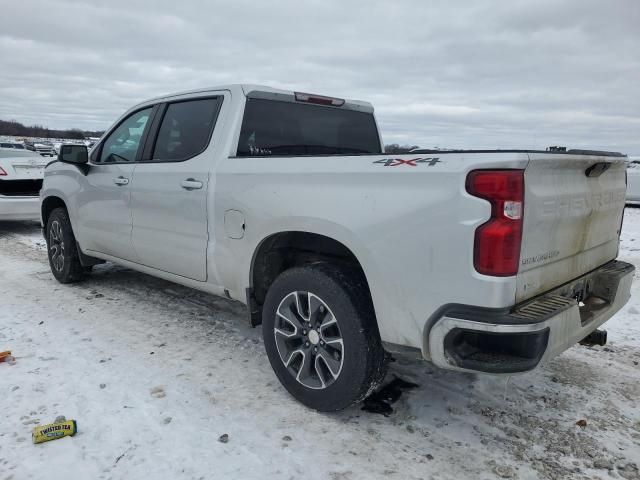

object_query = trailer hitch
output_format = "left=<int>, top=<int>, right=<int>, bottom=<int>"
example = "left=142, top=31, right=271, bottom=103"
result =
left=579, top=329, right=607, bottom=347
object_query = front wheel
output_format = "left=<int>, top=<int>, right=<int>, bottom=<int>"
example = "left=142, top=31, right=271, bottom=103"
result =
left=262, top=264, right=386, bottom=411
left=46, top=207, right=86, bottom=283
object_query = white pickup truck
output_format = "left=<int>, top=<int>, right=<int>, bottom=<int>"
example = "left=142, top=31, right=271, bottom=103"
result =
left=40, top=85, right=634, bottom=411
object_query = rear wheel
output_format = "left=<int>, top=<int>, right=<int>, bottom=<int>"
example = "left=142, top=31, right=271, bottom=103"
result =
left=46, top=207, right=86, bottom=284
left=262, top=264, right=386, bottom=411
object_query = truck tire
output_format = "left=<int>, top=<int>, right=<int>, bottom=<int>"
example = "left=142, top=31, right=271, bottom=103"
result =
left=262, top=264, right=386, bottom=411
left=46, top=207, right=86, bottom=284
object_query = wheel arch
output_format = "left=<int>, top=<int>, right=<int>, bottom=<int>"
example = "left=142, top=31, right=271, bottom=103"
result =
left=42, top=195, right=103, bottom=270
left=41, top=195, right=67, bottom=227
left=248, top=230, right=376, bottom=327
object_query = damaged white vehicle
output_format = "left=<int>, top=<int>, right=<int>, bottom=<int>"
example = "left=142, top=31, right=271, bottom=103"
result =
left=40, top=85, right=634, bottom=411
left=0, top=148, right=48, bottom=221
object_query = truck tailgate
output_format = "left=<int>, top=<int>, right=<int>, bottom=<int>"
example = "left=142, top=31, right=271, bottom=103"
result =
left=517, top=153, right=627, bottom=302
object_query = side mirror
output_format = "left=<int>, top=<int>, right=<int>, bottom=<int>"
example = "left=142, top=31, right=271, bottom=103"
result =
left=59, top=144, right=88, bottom=164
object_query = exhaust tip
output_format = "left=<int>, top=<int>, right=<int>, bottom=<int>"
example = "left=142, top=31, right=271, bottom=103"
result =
left=580, top=329, right=607, bottom=347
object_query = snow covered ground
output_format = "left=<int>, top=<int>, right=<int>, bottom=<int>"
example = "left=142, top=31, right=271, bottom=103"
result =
left=1, top=211, right=639, bottom=480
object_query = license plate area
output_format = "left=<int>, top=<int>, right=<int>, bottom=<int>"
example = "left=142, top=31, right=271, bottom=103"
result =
left=552, top=269, right=615, bottom=326
left=14, top=166, right=44, bottom=176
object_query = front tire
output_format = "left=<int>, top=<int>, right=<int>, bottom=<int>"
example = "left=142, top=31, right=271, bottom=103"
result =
left=46, top=207, right=86, bottom=284
left=262, top=264, right=386, bottom=411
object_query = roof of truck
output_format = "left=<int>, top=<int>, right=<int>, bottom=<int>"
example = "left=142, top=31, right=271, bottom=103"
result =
left=136, top=84, right=374, bottom=112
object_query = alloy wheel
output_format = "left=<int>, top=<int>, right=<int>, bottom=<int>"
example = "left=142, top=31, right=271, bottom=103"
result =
left=274, top=291, right=344, bottom=389
left=49, top=220, right=65, bottom=272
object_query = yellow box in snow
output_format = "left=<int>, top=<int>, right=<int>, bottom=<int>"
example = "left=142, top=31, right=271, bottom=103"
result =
left=32, top=420, right=77, bottom=444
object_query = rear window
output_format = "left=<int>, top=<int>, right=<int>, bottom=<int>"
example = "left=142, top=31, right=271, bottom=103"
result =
left=237, top=98, right=381, bottom=157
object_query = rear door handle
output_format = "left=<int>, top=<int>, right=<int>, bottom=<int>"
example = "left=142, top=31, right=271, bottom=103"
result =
left=113, top=176, right=129, bottom=186
left=181, top=178, right=203, bottom=190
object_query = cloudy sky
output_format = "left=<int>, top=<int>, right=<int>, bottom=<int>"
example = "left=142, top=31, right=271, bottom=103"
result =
left=1, top=0, right=638, bottom=153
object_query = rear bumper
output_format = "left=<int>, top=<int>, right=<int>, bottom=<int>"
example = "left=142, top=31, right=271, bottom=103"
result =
left=428, top=260, right=635, bottom=374
left=0, top=196, right=40, bottom=221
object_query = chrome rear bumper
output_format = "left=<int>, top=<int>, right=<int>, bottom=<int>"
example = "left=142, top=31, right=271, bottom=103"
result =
left=428, top=260, right=635, bottom=374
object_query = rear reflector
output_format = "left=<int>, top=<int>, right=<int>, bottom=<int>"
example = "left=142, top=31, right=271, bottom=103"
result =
left=294, top=92, right=345, bottom=107
left=0, top=167, right=7, bottom=176
left=466, top=170, right=524, bottom=276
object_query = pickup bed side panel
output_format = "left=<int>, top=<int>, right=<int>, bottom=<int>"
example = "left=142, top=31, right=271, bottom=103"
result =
left=213, top=153, right=529, bottom=351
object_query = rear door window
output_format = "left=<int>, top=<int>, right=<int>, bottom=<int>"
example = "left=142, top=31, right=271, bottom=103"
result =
left=237, top=98, right=381, bottom=157
left=151, top=97, right=222, bottom=162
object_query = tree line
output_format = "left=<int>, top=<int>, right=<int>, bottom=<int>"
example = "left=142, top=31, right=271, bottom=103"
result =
left=0, top=119, right=104, bottom=140
left=384, top=144, right=421, bottom=153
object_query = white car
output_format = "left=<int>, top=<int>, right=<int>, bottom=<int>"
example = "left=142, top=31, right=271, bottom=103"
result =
left=626, top=156, right=640, bottom=203
left=32, top=142, right=56, bottom=157
left=0, top=148, right=49, bottom=221
left=40, top=85, right=634, bottom=411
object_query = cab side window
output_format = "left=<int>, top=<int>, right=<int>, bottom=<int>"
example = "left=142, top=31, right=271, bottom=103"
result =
left=151, top=98, right=221, bottom=162
left=98, top=108, right=153, bottom=163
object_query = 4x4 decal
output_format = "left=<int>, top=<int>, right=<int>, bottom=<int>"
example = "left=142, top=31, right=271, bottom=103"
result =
left=373, top=157, right=441, bottom=167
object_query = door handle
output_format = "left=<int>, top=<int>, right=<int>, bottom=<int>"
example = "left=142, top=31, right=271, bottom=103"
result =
left=113, top=176, right=129, bottom=186
left=181, top=178, right=203, bottom=190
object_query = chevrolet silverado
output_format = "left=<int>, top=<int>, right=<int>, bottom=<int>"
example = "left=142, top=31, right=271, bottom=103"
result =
left=40, top=85, right=634, bottom=411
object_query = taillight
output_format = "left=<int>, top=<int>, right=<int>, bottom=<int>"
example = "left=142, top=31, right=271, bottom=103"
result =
left=466, top=169, right=524, bottom=276
left=294, top=92, right=345, bottom=107
left=0, top=167, right=7, bottom=176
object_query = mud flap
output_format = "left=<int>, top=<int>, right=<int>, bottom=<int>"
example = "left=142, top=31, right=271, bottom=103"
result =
left=77, top=244, right=105, bottom=267
left=246, top=287, right=261, bottom=327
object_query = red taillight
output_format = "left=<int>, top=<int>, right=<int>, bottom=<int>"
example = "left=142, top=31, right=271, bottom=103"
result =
left=466, top=170, right=524, bottom=276
left=294, top=92, right=345, bottom=107
left=0, top=167, right=7, bottom=176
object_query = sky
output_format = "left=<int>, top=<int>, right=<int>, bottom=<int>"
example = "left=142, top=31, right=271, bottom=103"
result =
left=0, top=0, right=638, bottom=154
